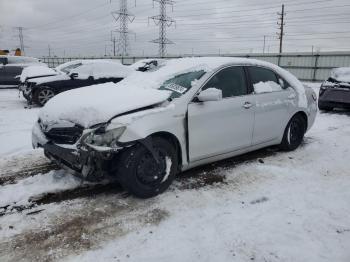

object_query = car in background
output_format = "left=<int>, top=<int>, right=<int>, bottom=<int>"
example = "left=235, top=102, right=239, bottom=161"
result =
left=19, top=60, right=89, bottom=100
left=318, top=67, right=350, bottom=111
left=32, top=57, right=317, bottom=198
left=129, top=59, right=165, bottom=72
left=0, top=55, right=45, bottom=88
left=24, top=60, right=134, bottom=106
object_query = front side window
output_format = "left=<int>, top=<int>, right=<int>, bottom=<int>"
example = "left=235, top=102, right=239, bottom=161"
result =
left=202, top=66, right=248, bottom=98
left=248, top=66, right=283, bottom=94
left=159, top=70, right=206, bottom=99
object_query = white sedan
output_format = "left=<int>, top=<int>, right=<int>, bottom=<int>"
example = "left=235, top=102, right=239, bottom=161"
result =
left=32, top=57, right=317, bottom=198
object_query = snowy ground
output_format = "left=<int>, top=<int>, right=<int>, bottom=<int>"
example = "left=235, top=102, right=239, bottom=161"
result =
left=0, top=84, right=350, bottom=262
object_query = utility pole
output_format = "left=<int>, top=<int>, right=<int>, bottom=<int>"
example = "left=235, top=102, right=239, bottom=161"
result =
left=111, top=0, right=135, bottom=56
left=150, top=0, right=175, bottom=57
left=16, top=27, right=25, bottom=55
left=277, top=4, right=285, bottom=54
left=111, top=31, right=117, bottom=56
left=48, top=44, right=51, bottom=57
left=263, top=35, right=266, bottom=54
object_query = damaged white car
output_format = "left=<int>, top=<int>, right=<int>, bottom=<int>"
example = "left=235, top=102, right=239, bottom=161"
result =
left=32, top=57, right=317, bottom=198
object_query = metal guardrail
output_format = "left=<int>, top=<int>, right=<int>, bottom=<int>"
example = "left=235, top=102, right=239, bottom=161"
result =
left=40, top=52, right=350, bottom=82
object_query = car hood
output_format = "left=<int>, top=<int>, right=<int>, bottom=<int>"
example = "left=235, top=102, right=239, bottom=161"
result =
left=20, top=66, right=57, bottom=83
left=28, top=73, right=70, bottom=85
left=39, top=82, right=171, bottom=128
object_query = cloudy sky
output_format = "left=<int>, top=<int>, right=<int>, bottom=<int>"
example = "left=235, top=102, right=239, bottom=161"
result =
left=0, top=0, right=350, bottom=57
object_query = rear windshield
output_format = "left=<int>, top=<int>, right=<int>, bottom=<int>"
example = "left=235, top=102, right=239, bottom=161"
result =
left=159, top=70, right=206, bottom=99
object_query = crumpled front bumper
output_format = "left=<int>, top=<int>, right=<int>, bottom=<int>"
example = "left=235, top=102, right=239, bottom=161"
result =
left=32, top=122, right=117, bottom=180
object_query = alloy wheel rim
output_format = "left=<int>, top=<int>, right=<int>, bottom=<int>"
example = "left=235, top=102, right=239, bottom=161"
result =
left=38, top=89, right=54, bottom=105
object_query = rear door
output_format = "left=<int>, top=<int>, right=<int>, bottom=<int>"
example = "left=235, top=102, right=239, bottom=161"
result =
left=247, top=66, right=295, bottom=144
left=188, top=66, right=255, bottom=162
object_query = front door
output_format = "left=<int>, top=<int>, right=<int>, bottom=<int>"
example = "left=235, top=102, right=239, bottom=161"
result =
left=188, top=66, right=255, bottom=162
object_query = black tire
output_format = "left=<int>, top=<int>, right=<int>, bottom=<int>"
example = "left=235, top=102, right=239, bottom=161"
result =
left=33, top=87, right=55, bottom=106
left=280, top=114, right=306, bottom=151
left=115, top=137, right=178, bottom=198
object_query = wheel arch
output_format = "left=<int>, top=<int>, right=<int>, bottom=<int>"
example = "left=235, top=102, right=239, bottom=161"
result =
left=293, top=111, right=308, bottom=132
left=150, top=131, right=183, bottom=169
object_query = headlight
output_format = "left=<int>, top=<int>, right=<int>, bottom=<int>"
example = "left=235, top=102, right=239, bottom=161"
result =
left=84, top=126, right=126, bottom=148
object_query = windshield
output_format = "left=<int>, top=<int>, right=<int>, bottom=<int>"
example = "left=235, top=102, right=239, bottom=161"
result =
left=60, top=63, right=82, bottom=74
left=158, top=70, right=206, bottom=99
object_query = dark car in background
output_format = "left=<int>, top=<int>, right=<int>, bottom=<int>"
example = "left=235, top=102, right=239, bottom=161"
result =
left=0, top=55, right=45, bottom=88
left=319, top=67, right=350, bottom=111
left=25, top=60, right=134, bottom=106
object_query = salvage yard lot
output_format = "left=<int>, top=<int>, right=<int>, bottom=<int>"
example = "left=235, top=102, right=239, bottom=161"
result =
left=0, top=84, right=350, bottom=262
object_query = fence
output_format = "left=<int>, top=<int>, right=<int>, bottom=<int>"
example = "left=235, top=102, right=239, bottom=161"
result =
left=40, top=52, right=350, bottom=82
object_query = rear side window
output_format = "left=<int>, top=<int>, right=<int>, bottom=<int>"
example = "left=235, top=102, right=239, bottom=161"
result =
left=203, top=66, right=247, bottom=98
left=248, top=66, right=282, bottom=94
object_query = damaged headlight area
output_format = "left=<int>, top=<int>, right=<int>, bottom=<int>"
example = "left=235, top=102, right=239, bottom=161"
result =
left=83, top=126, right=126, bottom=149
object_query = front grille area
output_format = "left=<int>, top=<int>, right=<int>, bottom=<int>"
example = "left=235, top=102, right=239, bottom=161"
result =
left=45, top=126, right=84, bottom=145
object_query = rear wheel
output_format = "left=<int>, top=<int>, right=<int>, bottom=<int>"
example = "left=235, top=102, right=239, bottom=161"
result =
left=33, top=87, right=55, bottom=106
left=280, top=114, right=306, bottom=151
left=115, top=137, right=178, bottom=198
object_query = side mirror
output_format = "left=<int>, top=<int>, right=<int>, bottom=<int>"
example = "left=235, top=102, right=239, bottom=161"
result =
left=197, top=88, right=222, bottom=102
left=70, top=72, right=78, bottom=79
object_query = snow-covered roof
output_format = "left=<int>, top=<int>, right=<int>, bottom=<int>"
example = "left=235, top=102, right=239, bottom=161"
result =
left=330, top=67, right=350, bottom=83
left=70, top=60, right=133, bottom=79
left=116, top=57, right=307, bottom=107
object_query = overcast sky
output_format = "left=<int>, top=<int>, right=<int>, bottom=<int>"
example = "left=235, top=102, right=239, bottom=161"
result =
left=0, top=0, right=350, bottom=57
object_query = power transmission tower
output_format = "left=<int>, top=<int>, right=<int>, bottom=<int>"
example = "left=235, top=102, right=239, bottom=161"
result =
left=150, top=0, right=175, bottom=57
left=277, top=4, right=285, bottom=54
left=16, top=27, right=25, bottom=55
left=111, top=0, right=135, bottom=56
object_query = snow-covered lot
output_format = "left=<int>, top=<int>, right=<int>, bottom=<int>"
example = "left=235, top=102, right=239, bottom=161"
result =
left=0, top=84, right=349, bottom=262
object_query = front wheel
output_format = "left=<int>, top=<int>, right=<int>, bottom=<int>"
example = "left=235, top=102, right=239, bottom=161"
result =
left=33, top=87, right=55, bottom=106
left=115, top=137, right=178, bottom=198
left=280, top=114, right=306, bottom=151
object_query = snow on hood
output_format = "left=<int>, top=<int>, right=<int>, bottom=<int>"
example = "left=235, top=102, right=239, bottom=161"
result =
left=28, top=73, right=70, bottom=85
left=330, top=67, right=350, bottom=83
left=115, top=57, right=308, bottom=108
left=39, top=83, right=171, bottom=128
left=20, top=65, right=57, bottom=82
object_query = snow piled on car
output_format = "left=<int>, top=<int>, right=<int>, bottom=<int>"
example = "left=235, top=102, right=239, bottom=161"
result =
left=330, top=67, right=350, bottom=83
left=254, top=81, right=283, bottom=93
left=19, top=65, right=56, bottom=83
left=116, top=57, right=308, bottom=108
left=70, top=60, right=133, bottom=80
left=39, top=83, right=172, bottom=128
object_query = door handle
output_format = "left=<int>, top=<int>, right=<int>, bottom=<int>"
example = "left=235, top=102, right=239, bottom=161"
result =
left=243, top=102, right=253, bottom=109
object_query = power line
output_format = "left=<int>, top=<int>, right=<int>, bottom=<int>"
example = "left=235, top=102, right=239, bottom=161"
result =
left=150, top=0, right=176, bottom=57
